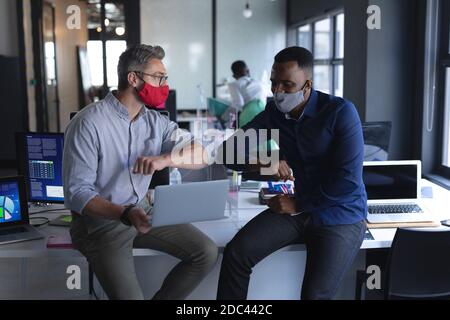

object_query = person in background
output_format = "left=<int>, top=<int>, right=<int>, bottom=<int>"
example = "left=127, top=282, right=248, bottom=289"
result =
left=222, top=61, right=267, bottom=128
left=63, top=44, right=218, bottom=300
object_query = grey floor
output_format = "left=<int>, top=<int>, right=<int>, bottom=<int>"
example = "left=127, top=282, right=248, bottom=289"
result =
left=0, top=257, right=92, bottom=300
left=0, top=250, right=367, bottom=300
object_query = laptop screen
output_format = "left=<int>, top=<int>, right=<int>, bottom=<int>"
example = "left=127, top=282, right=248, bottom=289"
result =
left=363, top=164, right=418, bottom=200
left=0, top=181, right=23, bottom=224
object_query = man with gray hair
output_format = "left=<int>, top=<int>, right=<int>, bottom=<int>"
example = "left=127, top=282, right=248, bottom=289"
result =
left=63, top=44, right=218, bottom=300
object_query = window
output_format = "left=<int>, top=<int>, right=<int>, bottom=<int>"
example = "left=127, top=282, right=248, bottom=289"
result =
left=297, top=25, right=312, bottom=51
left=106, top=40, right=127, bottom=87
left=443, top=67, right=450, bottom=167
left=44, top=42, right=56, bottom=84
left=87, top=40, right=103, bottom=87
left=296, top=12, right=344, bottom=97
left=440, top=1, right=450, bottom=172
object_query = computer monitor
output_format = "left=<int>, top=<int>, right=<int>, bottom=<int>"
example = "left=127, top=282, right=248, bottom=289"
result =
left=15, top=132, right=65, bottom=203
left=165, top=89, right=177, bottom=122
left=362, top=122, right=392, bottom=161
left=0, top=176, right=29, bottom=226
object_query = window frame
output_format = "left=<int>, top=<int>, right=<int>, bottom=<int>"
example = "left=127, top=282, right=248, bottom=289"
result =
left=436, top=0, right=450, bottom=179
left=294, top=9, right=344, bottom=96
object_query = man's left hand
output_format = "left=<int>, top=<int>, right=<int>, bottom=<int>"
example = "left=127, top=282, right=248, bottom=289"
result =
left=268, top=195, right=298, bottom=214
left=133, top=155, right=170, bottom=175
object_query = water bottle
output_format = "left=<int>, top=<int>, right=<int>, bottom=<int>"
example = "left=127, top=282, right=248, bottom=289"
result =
left=170, top=168, right=182, bottom=185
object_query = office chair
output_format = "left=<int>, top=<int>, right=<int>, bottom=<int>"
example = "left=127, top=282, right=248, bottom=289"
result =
left=164, top=89, right=177, bottom=122
left=362, top=121, right=392, bottom=161
left=384, top=228, right=450, bottom=299
left=356, top=228, right=450, bottom=300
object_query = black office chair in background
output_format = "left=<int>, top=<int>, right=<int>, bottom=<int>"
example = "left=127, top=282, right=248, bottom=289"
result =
left=356, top=228, right=450, bottom=300
left=362, top=121, right=392, bottom=161
left=384, top=228, right=450, bottom=299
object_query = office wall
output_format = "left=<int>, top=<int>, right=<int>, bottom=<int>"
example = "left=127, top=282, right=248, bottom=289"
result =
left=288, top=0, right=343, bottom=24
left=0, top=0, right=23, bottom=162
left=288, top=0, right=418, bottom=160
left=51, top=0, right=88, bottom=131
left=0, top=0, right=18, bottom=57
left=216, top=0, right=286, bottom=88
left=365, top=0, right=416, bottom=160
left=141, top=0, right=287, bottom=110
left=141, top=0, right=213, bottom=110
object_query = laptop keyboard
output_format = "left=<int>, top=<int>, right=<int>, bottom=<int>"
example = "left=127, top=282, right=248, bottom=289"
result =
left=368, top=204, right=424, bottom=214
left=0, top=226, right=27, bottom=236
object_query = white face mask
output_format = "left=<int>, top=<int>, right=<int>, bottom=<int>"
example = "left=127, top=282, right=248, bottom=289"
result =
left=273, top=82, right=308, bottom=114
left=274, top=90, right=305, bottom=114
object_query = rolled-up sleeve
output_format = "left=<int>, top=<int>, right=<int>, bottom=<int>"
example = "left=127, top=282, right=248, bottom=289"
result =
left=63, top=118, right=99, bottom=214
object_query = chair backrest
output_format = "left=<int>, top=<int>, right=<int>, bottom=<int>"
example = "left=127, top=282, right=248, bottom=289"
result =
left=149, top=167, right=170, bottom=189
left=207, top=97, right=230, bottom=117
left=238, top=99, right=265, bottom=128
left=362, top=121, right=392, bottom=161
left=385, top=228, right=450, bottom=299
left=165, top=89, right=177, bottom=122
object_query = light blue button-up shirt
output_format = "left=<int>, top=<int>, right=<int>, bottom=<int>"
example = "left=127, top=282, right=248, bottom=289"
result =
left=63, top=92, right=181, bottom=217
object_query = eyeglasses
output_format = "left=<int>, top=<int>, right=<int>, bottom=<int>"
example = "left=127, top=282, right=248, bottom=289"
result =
left=133, top=71, right=168, bottom=87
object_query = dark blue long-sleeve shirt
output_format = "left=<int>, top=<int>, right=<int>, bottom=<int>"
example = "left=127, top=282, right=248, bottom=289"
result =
left=226, top=89, right=367, bottom=226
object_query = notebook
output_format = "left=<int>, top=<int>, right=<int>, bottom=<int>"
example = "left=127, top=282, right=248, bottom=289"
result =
left=47, top=234, right=73, bottom=248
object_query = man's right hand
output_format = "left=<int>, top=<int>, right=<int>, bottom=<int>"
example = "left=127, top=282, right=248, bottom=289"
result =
left=275, top=160, right=295, bottom=182
left=128, top=207, right=151, bottom=234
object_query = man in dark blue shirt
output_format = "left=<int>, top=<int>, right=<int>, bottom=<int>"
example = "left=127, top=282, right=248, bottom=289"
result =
left=217, top=47, right=367, bottom=300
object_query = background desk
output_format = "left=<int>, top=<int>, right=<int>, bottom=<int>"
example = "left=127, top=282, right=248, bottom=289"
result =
left=0, top=179, right=449, bottom=299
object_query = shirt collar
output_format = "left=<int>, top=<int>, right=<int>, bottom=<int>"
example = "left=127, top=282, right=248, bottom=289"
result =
left=105, top=91, right=147, bottom=121
left=284, top=89, right=318, bottom=121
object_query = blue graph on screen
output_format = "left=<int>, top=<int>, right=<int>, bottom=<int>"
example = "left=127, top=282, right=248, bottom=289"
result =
left=0, top=182, right=22, bottom=223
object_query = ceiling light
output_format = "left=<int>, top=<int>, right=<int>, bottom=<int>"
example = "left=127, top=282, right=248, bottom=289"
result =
left=115, top=26, right=125, bottom=36
left=243, top=2, right=252, bottom=18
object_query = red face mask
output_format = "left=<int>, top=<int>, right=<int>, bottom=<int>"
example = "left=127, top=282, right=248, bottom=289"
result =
left=137, top=81, right=169, bottom=109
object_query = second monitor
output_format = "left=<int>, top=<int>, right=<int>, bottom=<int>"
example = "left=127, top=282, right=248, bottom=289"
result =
left=16, top=132, right=65, bottom=204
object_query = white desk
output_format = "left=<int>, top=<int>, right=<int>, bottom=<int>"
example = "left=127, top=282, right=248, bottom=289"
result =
left=2, top=179, right=450, bottom=299
left=4, top=179, right=450, bottom=257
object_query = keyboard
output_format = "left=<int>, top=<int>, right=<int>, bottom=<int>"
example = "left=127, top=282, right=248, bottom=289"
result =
left=0, top=226, right=27, bottom=236
left=368, top=204, right=424, bottom=214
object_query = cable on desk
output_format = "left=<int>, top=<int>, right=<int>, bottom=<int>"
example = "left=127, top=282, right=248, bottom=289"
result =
left=29, top=217, right=50, bottom=227
left=29, top=208, right=68, bottom=215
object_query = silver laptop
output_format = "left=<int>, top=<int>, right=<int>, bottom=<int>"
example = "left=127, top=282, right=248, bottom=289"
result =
left=150, top=180, right=229, bottom=227
left=364, top=161, right=434, bottom=223
left=0, top=176, right=44, bottom=245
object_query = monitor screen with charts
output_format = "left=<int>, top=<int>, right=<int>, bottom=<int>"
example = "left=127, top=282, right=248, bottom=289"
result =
left=363, top=162, right=419, bottom=201
left=16, top=132, right=65, bottom=203
left=0, top=178, right=25, bottom=225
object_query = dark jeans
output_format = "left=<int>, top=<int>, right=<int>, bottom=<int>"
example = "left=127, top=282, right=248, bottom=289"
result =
left=217, top=209, right=366, bottom=300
